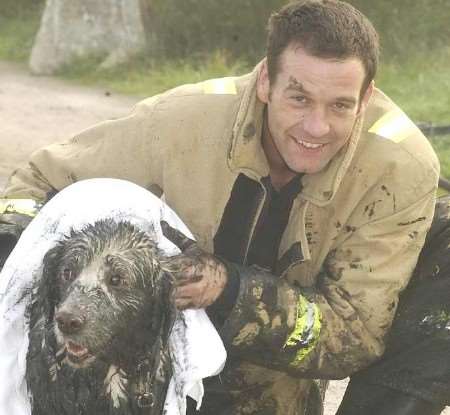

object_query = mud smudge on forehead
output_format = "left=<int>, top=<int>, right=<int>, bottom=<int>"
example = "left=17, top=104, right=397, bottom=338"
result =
left=286, top=76, right=304, bottom=92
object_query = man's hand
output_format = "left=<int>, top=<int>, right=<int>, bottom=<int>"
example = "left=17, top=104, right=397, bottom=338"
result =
left=160, top=221, right=228, bottom=310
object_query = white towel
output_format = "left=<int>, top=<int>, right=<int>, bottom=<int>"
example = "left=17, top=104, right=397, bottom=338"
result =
left=0, top=178, right=226, bottom=414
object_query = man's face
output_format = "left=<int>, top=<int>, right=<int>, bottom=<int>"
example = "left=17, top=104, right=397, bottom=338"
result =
left=257, top=44, right=373, bottom=183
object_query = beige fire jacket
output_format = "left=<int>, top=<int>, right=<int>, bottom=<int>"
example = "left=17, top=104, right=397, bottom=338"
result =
left=3, top=66, right=439, bottom=413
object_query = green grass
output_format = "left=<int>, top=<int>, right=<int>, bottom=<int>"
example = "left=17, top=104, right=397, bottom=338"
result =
left=57, top=51, right=251, bottom=98
left=0, top=3, right=43, bottom=62
left=377, top=51, right=450, bottom=124
left=430, top=135, right=450, bottom=181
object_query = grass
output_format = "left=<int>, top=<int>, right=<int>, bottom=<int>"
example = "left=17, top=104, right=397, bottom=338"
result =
left=430, top=135, right=450, bottom=183
left=376, top=51, right=450, bottom=125
left=57, top=51, right=250, bottom=98
left=0, top=3, right=43, bottom=62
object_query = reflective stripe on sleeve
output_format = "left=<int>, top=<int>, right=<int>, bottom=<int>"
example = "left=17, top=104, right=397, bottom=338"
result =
left=203, top=77, right=237, bottom=95
left=284, top=295, right=322, bottom=365
left=368, top=109, right=420, bottom=143
left=0, top=199, right=43, bottom=217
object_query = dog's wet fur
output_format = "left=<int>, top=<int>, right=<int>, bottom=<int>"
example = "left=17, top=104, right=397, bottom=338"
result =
left=26, top=219, right=177, bottom=415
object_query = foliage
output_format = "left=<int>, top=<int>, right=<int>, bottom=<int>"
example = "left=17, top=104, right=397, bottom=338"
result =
left=376, top=50, right=450, bottom=124
left=0, top=0, right=44, bottom=61
left=149, top=0, right=287, bottom=62
left=0, top=0, right=44, bottom=18
left=431, top=135, right=450, bottom=182
left=348, top=0, right=450, bottom=59
left=147, top=0, right=450, bottom=64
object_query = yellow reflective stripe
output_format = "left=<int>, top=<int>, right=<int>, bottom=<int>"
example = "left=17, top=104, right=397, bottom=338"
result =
left=368, top=109, right=419, bottom=143
left=284, top=295, right=322, bottom=365
left=0, top=199, right=42, bottom=217
left=203, top=77, right=237, bottom=95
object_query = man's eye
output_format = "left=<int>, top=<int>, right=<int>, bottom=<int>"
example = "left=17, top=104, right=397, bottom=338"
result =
left=334, top=102, right=350, bottom=111
left=61, top=268, right=74, bottom=282
left=109, top=274, right=123, bottom=286
left=292, top=95, right=307, bottom=103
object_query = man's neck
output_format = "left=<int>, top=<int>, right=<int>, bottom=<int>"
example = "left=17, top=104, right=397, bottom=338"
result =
left=269, top=170, right=299, bottom=191
left=261, top=118, right=299, bottom=191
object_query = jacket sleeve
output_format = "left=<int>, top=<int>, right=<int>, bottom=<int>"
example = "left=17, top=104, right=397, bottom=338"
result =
left=2, top=97, right=164, bottom=202
left=219, top=189, right=437, bottom=379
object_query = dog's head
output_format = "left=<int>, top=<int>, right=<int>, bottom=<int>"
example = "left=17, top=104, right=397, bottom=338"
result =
left=36, top=219, right=176, bottom=369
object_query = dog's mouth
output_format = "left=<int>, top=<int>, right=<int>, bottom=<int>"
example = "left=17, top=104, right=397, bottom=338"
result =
left=65, top=340, right=93, bottom=365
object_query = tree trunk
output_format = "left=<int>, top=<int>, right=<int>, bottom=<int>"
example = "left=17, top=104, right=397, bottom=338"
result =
left=29, top=0, right=149, bottom=75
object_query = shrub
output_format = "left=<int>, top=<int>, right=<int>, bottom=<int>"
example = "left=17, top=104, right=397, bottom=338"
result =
left=148, top=0, right=450, bottom=64
left=149, top=0, right=286, bottom=63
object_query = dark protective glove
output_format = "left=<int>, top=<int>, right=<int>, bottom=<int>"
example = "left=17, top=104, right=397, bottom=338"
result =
left=0, top=198, right=46, bottom=270
left=0, top=214, right=33, bottom=269
left=160, top=220, right=228, bottom=310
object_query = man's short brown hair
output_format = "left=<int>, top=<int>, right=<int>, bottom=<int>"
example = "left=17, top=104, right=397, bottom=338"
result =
left=266, top=0, right=379, bottom=93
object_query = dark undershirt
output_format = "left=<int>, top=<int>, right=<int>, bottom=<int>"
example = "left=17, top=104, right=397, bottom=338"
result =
left=207, top=174, right=302, bottom=325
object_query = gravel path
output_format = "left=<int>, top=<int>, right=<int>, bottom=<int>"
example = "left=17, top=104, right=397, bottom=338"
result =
left=0, top=60, right=138, bottom=181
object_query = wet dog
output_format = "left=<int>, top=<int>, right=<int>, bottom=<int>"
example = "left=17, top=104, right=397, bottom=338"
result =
left=26, top=219, right=176, bottom=415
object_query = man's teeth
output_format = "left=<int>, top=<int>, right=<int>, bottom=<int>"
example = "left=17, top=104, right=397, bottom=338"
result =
left=296, top=139, right=325, bottom=149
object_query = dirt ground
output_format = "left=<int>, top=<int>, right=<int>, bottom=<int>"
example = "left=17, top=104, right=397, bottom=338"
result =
left=1, top=60, right=447, bottom=414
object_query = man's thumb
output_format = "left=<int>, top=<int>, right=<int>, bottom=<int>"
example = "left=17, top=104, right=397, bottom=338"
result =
left=160, top=220, right=197, bottom=252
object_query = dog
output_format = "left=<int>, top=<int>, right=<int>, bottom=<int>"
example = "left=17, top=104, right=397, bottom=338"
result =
left=25, top=219, right=177, bottom=415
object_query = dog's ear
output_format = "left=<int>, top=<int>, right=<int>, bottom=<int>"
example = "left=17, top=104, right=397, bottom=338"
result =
left=158, top=271, right=177, bottom=346
left=37, top=243, right=64, bottom=324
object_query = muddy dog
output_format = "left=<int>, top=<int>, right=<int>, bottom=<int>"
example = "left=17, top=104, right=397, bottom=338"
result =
left=26, top=219, right=177, bottom=415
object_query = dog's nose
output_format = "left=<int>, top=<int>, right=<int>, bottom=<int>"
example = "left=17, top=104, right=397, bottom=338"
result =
left=56, top=311, right=85, bottom=334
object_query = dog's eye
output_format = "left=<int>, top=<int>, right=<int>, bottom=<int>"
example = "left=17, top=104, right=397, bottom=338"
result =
left=109, top=274, right=123, bottom=286
left=61, top=268, right=74, bottom=282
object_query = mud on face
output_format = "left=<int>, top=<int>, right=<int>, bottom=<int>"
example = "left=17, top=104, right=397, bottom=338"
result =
left=41, top=219, right=170, bottom=368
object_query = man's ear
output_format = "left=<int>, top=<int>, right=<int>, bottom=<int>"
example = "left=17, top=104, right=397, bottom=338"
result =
left=358, top=80, right=374, bottom=115
left=256, top=58, right=271, bottom=104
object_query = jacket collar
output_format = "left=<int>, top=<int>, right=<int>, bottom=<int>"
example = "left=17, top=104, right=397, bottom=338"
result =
left=228, top=63, right=270, bottom=181
left=300, top=115, right=363, bottom=206
left=228, top=63, right=364, bottom=205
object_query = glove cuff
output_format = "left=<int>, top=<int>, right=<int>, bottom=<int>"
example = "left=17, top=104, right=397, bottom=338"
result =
left=206, top=257, right=241, bottom=327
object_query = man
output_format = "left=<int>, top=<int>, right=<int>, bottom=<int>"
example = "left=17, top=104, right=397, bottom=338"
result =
left=0, top=1, right=441, bottom=414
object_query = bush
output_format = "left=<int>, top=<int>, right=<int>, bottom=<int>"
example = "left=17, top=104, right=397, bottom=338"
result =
left=0, top=0, right=44, bottom=19
left=150, top=0, right=287, bottom=63
left=149, top=0, right=450, bottom=64
left=348, top=0, right=450, bottom=60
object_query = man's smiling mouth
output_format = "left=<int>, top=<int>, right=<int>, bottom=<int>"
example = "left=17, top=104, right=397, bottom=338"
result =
left=294, top=138, right=327, bottom=150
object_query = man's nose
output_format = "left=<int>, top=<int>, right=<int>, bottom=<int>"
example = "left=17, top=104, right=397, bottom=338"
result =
left=302, top=108, right=330, bottom=138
